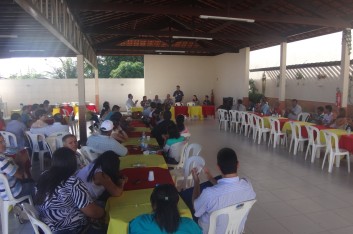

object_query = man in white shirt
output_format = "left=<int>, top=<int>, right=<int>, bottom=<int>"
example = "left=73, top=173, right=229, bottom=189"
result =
left=192, top=148, right=256, bottom=234
left=125, top=94, right=138, bottom=110
left=287, top=99, right=302, bottom=120
left=45, top=114, right=69, bottom=136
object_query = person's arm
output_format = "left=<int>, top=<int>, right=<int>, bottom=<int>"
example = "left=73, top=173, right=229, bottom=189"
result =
left=192, top=168, right=201, bottom=204
left=80, top=203, right=105, bottom=219
left=94, top=172, right=126, bottom=197
left=203, top=167, right=217, bottom=185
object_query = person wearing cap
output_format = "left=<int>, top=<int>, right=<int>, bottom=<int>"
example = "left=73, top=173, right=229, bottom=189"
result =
left=87, top=120, right=128, bottom=157
left=45, top=113, right=70, bottom=136
left=173, top=85, right=184, bottom=103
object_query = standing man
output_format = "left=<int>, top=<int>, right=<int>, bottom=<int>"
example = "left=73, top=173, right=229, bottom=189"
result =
left=173, top=85, right=184, bottom=103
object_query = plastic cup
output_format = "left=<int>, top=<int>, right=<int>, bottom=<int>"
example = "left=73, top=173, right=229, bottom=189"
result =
left=148, top=171, right=155, bottom=181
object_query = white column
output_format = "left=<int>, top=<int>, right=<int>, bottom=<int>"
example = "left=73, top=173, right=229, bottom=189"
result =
left=241, top=47, right=250, bottom=102
left=94, top=68, right=99, bottom=110
left=340, top=29, right=350, bottom=108
left=279, top=42, right=287, bottom=104
left=77, top=55, right=87, bottom=142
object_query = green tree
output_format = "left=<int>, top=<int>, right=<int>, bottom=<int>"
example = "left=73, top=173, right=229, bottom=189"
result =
left=98, top=56, right=143, bottom=78
left=248, top=79, right=263, bottom=103
left=47, top=58, right=94, bottom=79
left=9, top=69, right=46, bottom=79
left=110, top=61, right=144, bottom=78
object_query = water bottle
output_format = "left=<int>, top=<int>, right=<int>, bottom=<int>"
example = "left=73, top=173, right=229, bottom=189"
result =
left=142, top=131, right=146, bottom=139
left=348, top=127, right=351, bottom=135
left=140, top=137, right=145, bottom=150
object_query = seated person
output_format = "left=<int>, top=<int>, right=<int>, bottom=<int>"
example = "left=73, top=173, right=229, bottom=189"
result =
left=151, top=111, right=174, bottom=147
left=30, top=109, right=48, bottom=129
left=176, top=114, right=189, bottom=135
left=322, top=105, right=334, bottom=126
left=126, top=94, right=138, bottom=110
left=87, top=120, right=128, bottom=156
left=153, top=95, right=162, bottom=104
left=45, top=113, right=70, bottom=136
left=21, top=106, right=32, bottom=128
left=5, top=113, right=27, bottom=150
left=149, top=109, right=161, bottom=128
left=76, top=151, right=127, bottom=202
left=111, top=115, right=128, bottom=143
left=202, top=95, right=211, bottom=106
left=140, top=96, right=151, bottom=109
left=271, top=101, right=282, bottom=116
left=163, top=124, right=185, bottom=164
left=100, top=101, right=110, bottom=120
left=232, top=99, right=246, bottom=111
left=129, top=184, right=201, bottom=234
left=285, top=99, right=302, bottom=120
left=163, top=94, right=174, bottom=106
left=104, top=105, right=120, bottom=121
left=330, top=108, right=352, bottom=129
left=0, top=111, right=5, bottom=131
left=192, top=95, right=200, bottom=105
left=62, top=134, right=87, bottom=169
left=180, top=148, right=256, bottom=234
left=35, top=148, right=106, bottom=234
left=311, top=106, right=325, bottom=124
left=260, top=98, right=271, bottom=115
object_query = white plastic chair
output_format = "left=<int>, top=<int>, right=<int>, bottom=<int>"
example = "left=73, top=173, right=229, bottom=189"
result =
left=239, top=112, right=250, bottom=136
left=22, top=203, right=52, bottom=234
left=80, top=146, right=101, bottom=162
left=183, top=143, right=201, bottom=160
left=297, top=112, right=310, bottom=122
left=0, top=173, right=33, bottom=234
left=186, top=102, right=195, bottom=106
left=167, top=141, right=189, bottom=170
left=217, top=109, right=229, bottom=131
left=46, top=131, right=69, bottom=151
left=268, top=117, right=286, bottom=148
left=25, top=131, right=52, bottom=171
left=0, top=131, right=18, bottom=148
left=229, top=110, right=241, bottom=133
left=68, top=111, right=78, bottom=135
left=321, top=131, right=350, bottom=173
left=254, top=116, right=270, bottom=144
left=208, top=200, right=256, bottom=234
left=175, top=102, right=182, bottom=106
left=288, top=122, right=308, bottom=155
left=305, top=126, right=326, bottom=163
left=247, top=113, right=257, bottom=139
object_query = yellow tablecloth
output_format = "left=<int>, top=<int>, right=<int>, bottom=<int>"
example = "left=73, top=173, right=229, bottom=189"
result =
left=319, top=129, right=348, bottom=145
left=132, top=127, right=151, bottom=132
left=120, top=155, right=168, bottom=169
left=282, top=121, right=314, bottom=133
left=263, top=116, right=287, bottom=129
left=170, top=106, right=175, bottom=121
left=73, top=105, right=79, bottom=116
left=106, top=188, right=192, bottom=234
left=10, top=109, right=21, bottom=115
left=131, top=107, right=143, bottom=113
left=123, top=137, right=158, bottom=146
left=188, top=106, right=204, bottom=120
left=52, top=107, right=60, bottom=115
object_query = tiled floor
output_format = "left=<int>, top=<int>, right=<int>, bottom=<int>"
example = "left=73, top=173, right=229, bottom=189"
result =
left=3, top=118, right=353, bottom=233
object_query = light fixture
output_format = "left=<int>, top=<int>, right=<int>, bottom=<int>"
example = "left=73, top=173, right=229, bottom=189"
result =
left=9, top=49, right=45, bottom=52
left=0, top=35, right=18, bottom=38
left=172, top=36, right=213, bottom=40
left=155, top=50, right=186, bottom=53
left=200, top=15, right=255, bottom=23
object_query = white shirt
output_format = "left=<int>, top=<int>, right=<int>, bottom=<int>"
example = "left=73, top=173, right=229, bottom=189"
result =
left=87, top=134, right=127, bottom=156
left=194, top=177, right=256, bottom=234
left=288, top=104, right=302, bottom=120
left=126, top=98, right=136, bottom=109
left=45, top=122, right=70, bottom=136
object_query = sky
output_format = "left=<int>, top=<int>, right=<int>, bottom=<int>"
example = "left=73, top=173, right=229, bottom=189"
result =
left=0, top=32, right=344, bottom=78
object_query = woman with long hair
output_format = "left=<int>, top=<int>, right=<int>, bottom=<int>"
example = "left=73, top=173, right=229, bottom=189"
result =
left=35, top=147, right=105, bottom=234
left=176, top=115, right=189, bottom=134
left=76, top=150, right=127, bottom=201
left=129, top=184, right=201, bottom=234
left=163, top=124, right=185, bottom=164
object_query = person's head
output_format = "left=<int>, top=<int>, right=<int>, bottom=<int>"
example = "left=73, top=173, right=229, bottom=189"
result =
left=110, top=112, right=123, bottom=127
left=103, top=101, right=110, bottom=110
left=237, top=99, right=243, bottom=105
left=150, top=184, right=180, bottom=233
left=291, top=99, right=298, bottom=107
left=150, top=102, right=157, bottom=109
left=338, top=107, right=346, bottom=117
left=31, top=104, right=39, bottom=112
left=87, top=151, right=121, bottom=184
left=217, top=148, right=238, bottom=175
left=163, top=111, right=172, bottom=121
left=166, top=94, right=171, bottom=99
left=167, top=124, right=180, bottom=139
left=143, top=96, right=147, bottom=101
left=53, top=113, right=63, bottom=123
left=205, top=95, right=209, bottom=100
left=10, top=113, right=21, bottom=121
left=0, top=135, right=5, bottom=153
left=43, top=100, right=50, bottom=106
left=193, top=95, right=197, bottom=99
left=128, top=94, right=133, bottom=99
left=22, top=105, right=29, bottom=113
left=325, top=105, right=332, bottom=113
left=317, top=106, right=324, bottom=114
left=112, top=105, right=120, bottom=112
left=62, top=134, right=78, bottom=152
left=35, top=147, right=77, bottom=205
left=35, top=109, right=47, bottom=120
left=176, top=85, right=180, bottom=91
left=155, top=95, right=159, bottom=100
left=100, top=120, right=114, bottom=135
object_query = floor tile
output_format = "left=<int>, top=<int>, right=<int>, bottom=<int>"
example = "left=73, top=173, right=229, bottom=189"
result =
left=277, top=214, right=325, bottom=234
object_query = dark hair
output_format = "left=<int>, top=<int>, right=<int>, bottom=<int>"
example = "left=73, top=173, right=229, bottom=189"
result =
left=87, top=151, right=120, bottom=185
left=150, top=102, right=157, bottom=108
left=325, top=105, right=332, bottom=112
left=110, top=112, right=123, bottom=124
left=43, top=100, right=50, bottom=105
left=176, top=115, right=185, bottom=132
left=163, top=111, right=172, bottom=121
left=150, top=184, right=180, bottom=233
left=31, top=104, right=39, bottom=111
left=237, top=99, right=243, bottom=104
left=35, top=109, right=47, bottom=119
left=34, top=147, right=77, bottom=205
left=217, top=148, right=238, bottom=175
left=317, top=106, right=324, bottom=112
left=53, top=113, right=63, bottom=122
left=167, top=124, right=180, bottom=139
left=112, top=105, right=120, bottom=111
left=103, top=101, right=110, bottom=109
left=62, top=134, right=76, bottom=143
left=11, top=113, right=21, bottom=120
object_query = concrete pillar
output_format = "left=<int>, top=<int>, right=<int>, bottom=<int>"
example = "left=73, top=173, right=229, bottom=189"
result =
left=241, top=47, right=250, bottom=105
left=279, top=42, right=287, bottom=108
left=340, top=29, right=350, bottom=108
left=94, top=68, right=99, bottom=110
left=77, top=55, right=87, bottom=143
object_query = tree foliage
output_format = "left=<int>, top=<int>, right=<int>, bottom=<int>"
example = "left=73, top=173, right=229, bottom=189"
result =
left=46, top=58, right=94, bottom=79
left=248, top=79, right=263, bottom=103
left=9, top=69, right=46, bottom=79
left=110, top=61, right=144, bottom=78
left=98, top=56, right=144, bottom=78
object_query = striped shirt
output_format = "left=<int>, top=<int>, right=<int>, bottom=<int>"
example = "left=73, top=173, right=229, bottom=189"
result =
left=194, top=177, right=256, bottom=234
left=0, top=154, right=22, bottom=200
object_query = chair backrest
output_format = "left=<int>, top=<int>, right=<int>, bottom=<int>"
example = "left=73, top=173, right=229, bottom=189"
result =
left=0, top=131, right=18, bottom=148
left=218, top=109, right=228, bottom=121
left=247, top=113, right=256, bottom=128
left=208, top=200, right=257, bottom=234
left=175, top=102, right=182, bottom=106
left=80, top=146, right=101, bottom=162
left=186, top=102, right=195, bottom=106
left=62, top=109, right=70, bottom=117
left=168, top=141, right=188, bottom=164
left=0, top=173, right=15, bottom=201
left=25, top=131, right=47, bottom=152
left=22, top=203, right=52, bottom=234
left=298, top=112, right=310, bottom=122
left=240, top=112, right=248, bottom=125
left=323, top=130, right=339, bottom=153
left=47, top=132, right=69, bottom=150
left=228, top=110, right=239, bottom=122
left=269, top=117, right=281, bottom=134
left=289, top=121, right=302, bottom=139
left=183, top=155, right=205, bottom=188
left=184, top=143, right=201, bottom=160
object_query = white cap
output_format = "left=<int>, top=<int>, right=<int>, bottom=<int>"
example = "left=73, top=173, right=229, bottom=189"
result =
left=100, top=120, right=114, bottom=131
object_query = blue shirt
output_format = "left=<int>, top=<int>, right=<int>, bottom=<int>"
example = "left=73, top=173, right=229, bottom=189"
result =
left=261, top=103, right=270, bottom=115
left=87, top=134, right=128, bottom=156
left=129, top=214, right=202, bottom=234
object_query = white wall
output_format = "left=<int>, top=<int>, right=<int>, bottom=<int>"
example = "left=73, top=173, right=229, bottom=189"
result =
left=0, top=78, right=144, bottom=114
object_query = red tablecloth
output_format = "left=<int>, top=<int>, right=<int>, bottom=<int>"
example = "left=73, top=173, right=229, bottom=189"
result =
left=202, top=106, right=215, bottom=118
left=120, top=167, right=174, bottom=191
left=278, top=119, right=290, bottom=130
left=339, top=134, right=353, bottom=154
left=60, top=106, right=73, bottom=116
left=86, top=104, right=97, bottom=113
left=175, top=106, right=189, bottom=117
left=130, top=120, right=147, bottom=127
left=301, top=125, right=331, bottom=138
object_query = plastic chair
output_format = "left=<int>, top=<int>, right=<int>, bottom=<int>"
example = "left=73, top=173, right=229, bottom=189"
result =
left=247, top=113, right=257, bottom=139
left=181, top=132, right=191, bottom=141
left=268, top=117, right=286, bottom=148
left=186, top=102, right=195, bottom=106
left=254, top=116, right=270, bottom=144
left=0, top=173, right=33, bottom=234
left=47, top=131, right=69, bottom=151
left=229, top=110, right=241, bottom=133
left=0, top=131, right=18, bottom=148
left=80, top=146, right=101, bottom=162
left=239, top=112, right=250, bottom=136
left=167, top=141, right=189, bottom=170
left=297, top=112, right=310, bottom=122
left=288, top=122, right=308, bottom=155
left=22, top=203, right=52, bottom=234
left=208, top=199, right=256, bottom=234
left=25, top=131, right=52, bottom=171
left=217, top=109, right=229, bottom=131
left=175, top=102, right=182, bottom=106
left=183, top=143, right=201, bottom=160
left=305, top=126, right=326, bottom=163
left=321, top=131, right=350, bottom=173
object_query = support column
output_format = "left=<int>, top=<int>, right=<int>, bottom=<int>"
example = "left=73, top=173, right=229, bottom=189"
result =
left=340, top=29, right=350, bottom=108
left=77, top=55, right=87, bottom=143
left=279, top=42, right=287, bottom=109
left=94, top=68, right=99, bottom=110
left=242, top=47, right=250, bottom=106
